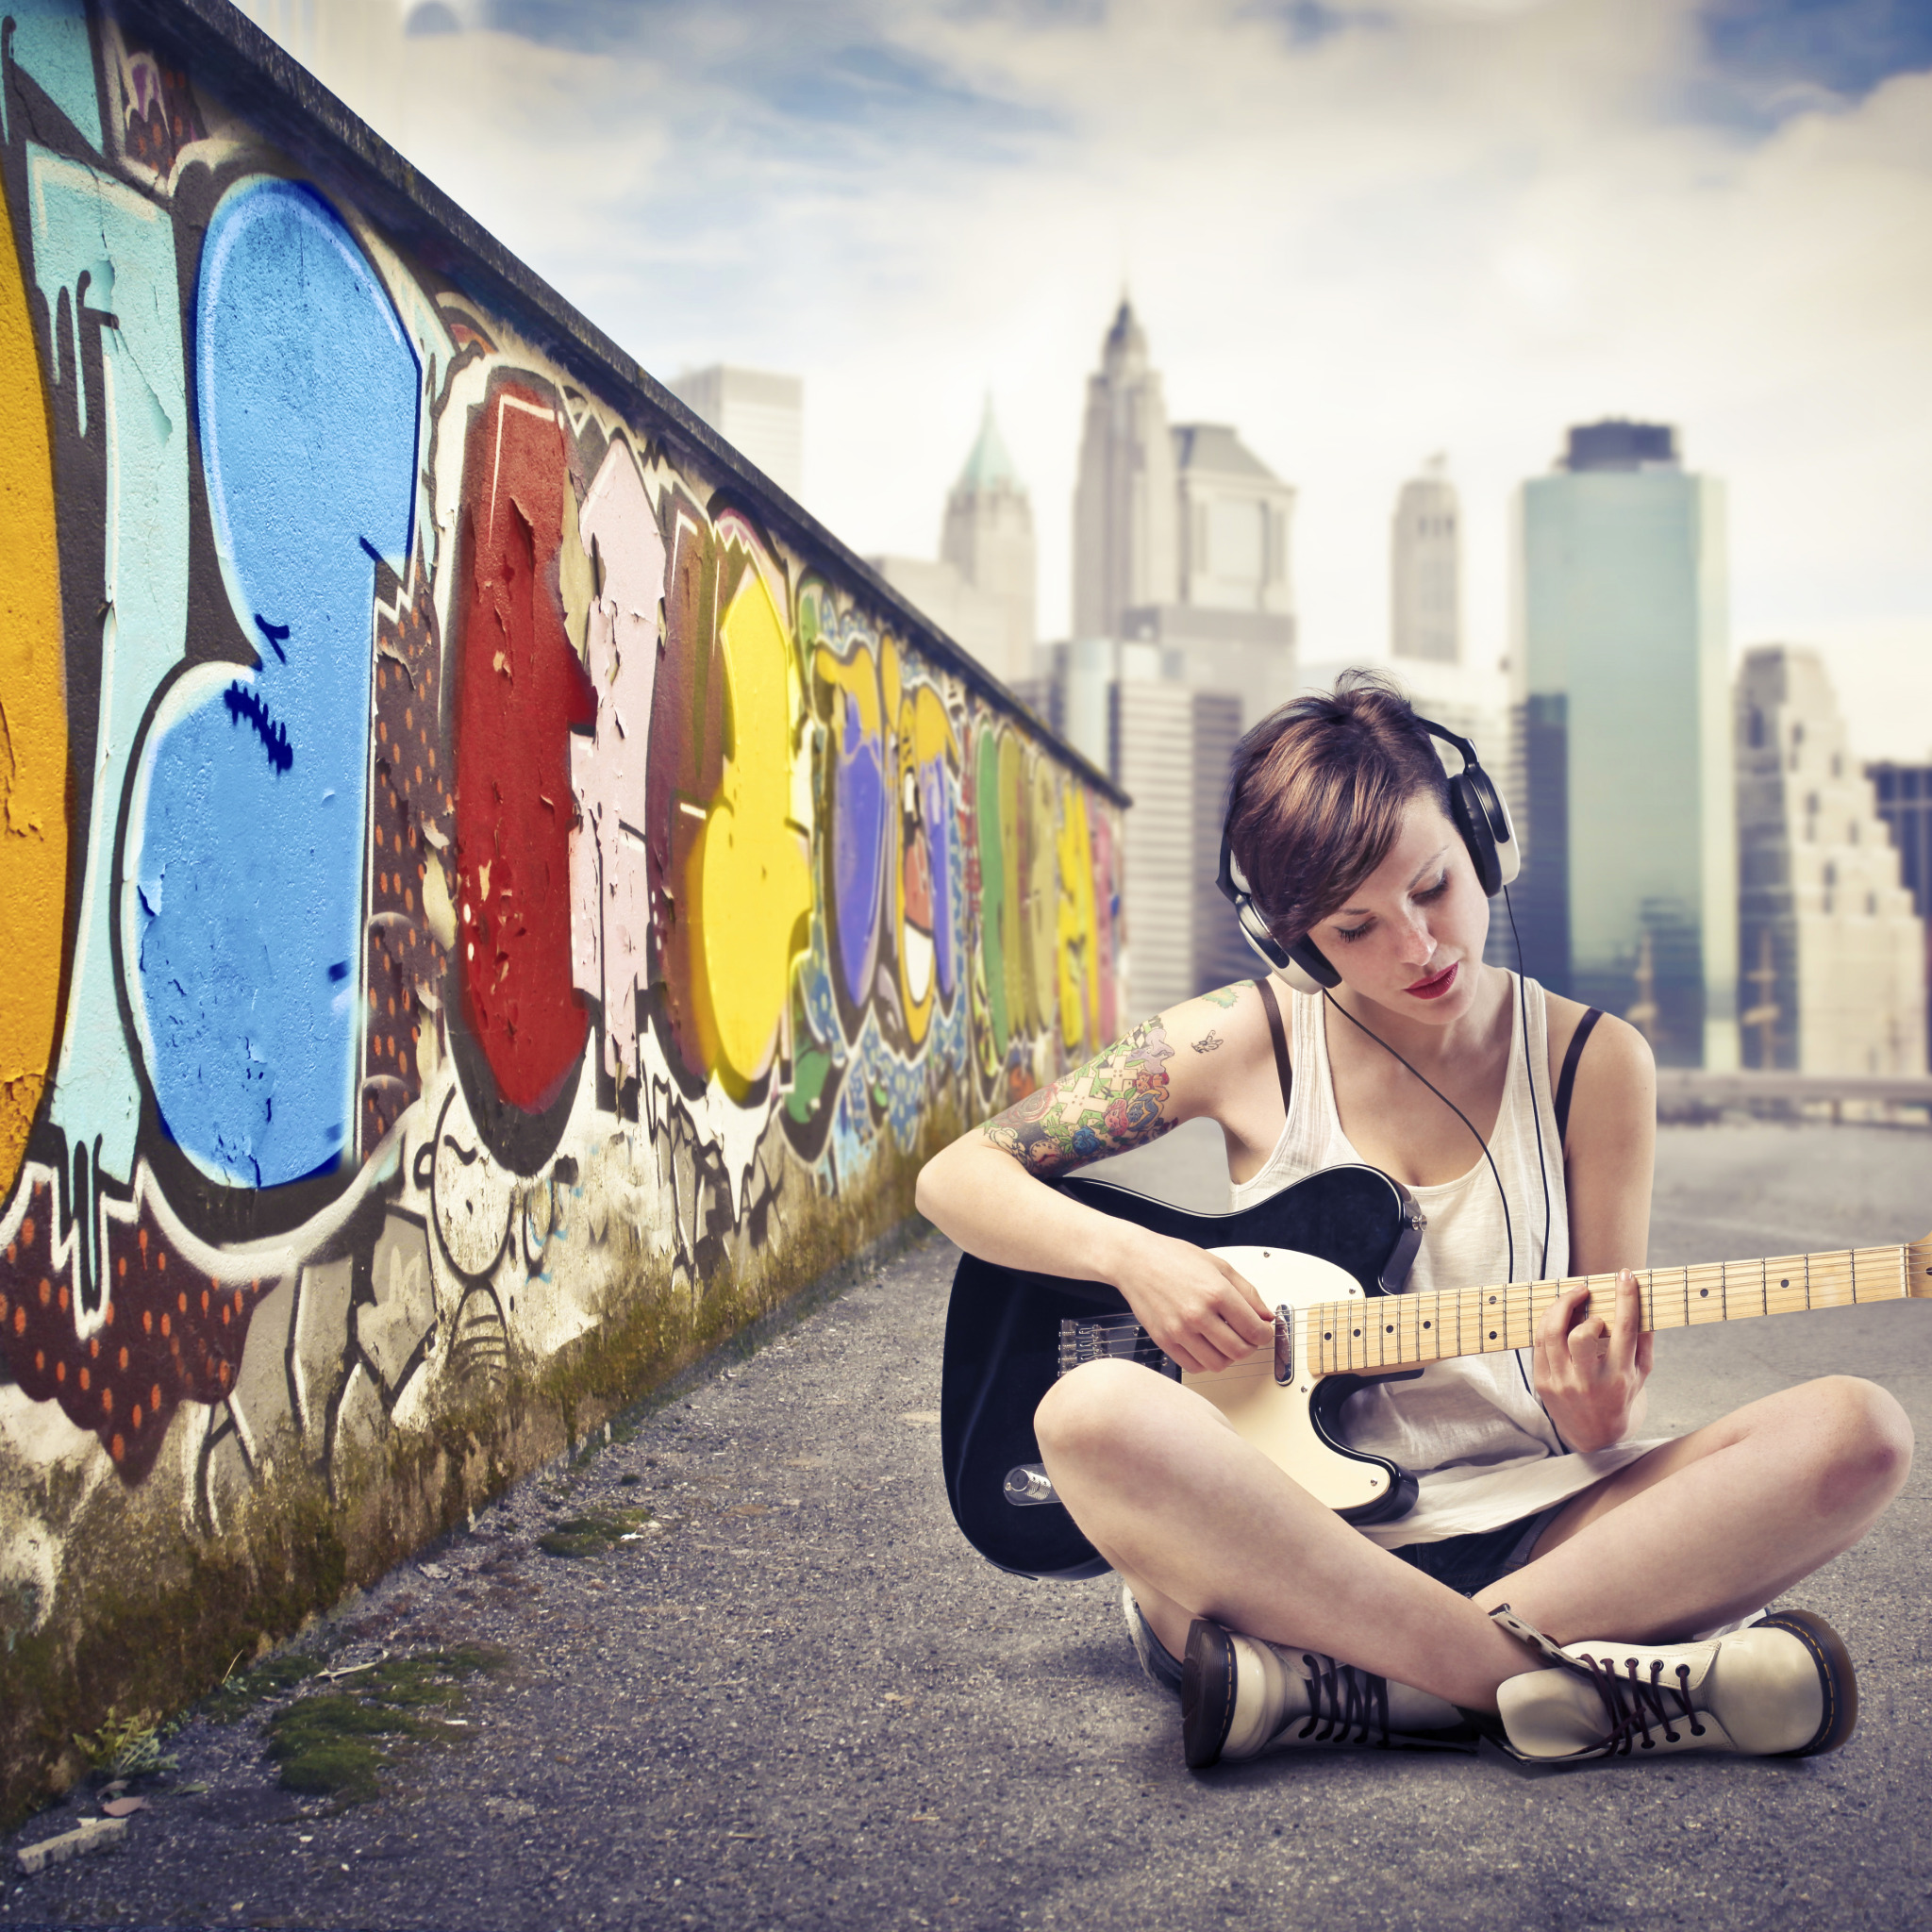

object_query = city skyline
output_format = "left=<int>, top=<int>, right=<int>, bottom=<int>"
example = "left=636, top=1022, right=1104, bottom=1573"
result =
left=245, top=0, right=1932, bottom=764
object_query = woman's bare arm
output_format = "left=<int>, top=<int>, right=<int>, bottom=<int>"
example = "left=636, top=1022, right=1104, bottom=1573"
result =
left=915, top=989, right=1277, bottom=1374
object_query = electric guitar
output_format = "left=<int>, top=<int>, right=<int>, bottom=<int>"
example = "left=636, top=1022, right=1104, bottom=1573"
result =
left=938, top=1165, right=1932, bottom=1581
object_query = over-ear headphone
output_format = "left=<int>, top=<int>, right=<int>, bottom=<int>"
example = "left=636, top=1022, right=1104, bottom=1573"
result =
left=1215, top=715, right=1519, bottom=996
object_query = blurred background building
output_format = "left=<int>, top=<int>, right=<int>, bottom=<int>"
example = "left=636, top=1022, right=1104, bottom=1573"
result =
left=666, top=365, right=805, bottom=503
left=1511, top=420, right=1739, bottom=1070
left=1392, top=455, right=1459, bottom=667
left=1869, top=758, right=1932, bottom=1068
left=1035, top=301, right=1298, bottom=1011
left=1735, top=648, right=1924, bottom=1074
left=872, top=401, right=1037, bottom=690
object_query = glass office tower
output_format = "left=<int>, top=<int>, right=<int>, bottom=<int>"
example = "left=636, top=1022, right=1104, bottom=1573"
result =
left=1514, top=422, right=1739, bottom=1069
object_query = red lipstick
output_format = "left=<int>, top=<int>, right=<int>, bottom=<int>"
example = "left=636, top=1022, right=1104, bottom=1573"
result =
left=1405, top=962, right=1458, bottom=1001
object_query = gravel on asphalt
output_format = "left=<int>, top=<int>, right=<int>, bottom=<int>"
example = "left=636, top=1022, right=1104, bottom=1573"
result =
left=5, top=1121, right=1930, bottom=1932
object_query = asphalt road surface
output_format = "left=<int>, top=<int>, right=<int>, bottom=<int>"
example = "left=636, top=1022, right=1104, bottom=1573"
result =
left=6, top=1121, right=1930, bottom=1932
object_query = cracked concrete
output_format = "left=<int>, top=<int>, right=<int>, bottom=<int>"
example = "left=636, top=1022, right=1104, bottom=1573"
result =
left=4, top=1120, right=1930, bottom=1932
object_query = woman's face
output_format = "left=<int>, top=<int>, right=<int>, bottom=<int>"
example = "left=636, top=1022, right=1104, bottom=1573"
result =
left=1308, top=792, right=1491, bottom=1023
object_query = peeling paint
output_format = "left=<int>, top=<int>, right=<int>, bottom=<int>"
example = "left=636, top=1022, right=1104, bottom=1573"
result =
left=0, top=0, right=1124, bottom=1826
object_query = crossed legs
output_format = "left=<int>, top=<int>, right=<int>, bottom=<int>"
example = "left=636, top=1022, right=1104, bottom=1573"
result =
left=1034, top=1358, right=1912, bottom=1713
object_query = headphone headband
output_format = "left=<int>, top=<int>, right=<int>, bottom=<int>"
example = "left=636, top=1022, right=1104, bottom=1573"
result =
left=1215, top=707, right=1519, bottom=992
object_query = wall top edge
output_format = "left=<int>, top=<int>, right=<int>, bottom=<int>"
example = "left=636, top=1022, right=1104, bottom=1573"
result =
left=118, top=0, right=1126, bottom=808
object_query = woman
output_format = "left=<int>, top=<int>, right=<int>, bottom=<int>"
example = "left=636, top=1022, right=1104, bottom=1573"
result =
left=916, top=675, right=1910, bottom=1767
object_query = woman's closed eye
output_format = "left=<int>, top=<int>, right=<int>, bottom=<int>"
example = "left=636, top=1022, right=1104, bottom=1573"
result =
left=1331, top=871, right=1449, bottom=943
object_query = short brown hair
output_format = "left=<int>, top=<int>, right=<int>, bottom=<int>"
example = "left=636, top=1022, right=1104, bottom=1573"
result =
left=1224, top=671, right=1451, bottom=946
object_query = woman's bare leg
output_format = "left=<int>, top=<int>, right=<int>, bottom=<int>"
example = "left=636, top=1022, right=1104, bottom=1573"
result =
left=1036, top=1360, right=1541, bottom=1709
left=1038, top=1362, right=1911, bottom=1713
left=1475, top=1374, right=1912, bottom=1640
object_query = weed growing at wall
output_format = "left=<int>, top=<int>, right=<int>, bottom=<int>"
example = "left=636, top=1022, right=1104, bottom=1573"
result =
left=266, top=1647, right=509, bottom=1806
left=0, top=0, right=1119, bottom=1828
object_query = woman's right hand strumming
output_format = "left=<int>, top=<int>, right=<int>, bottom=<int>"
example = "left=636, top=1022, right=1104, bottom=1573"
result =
left=1108, top=1231, right=1274, bottom=1376
left=915, top=993, right=1281, bottom=1376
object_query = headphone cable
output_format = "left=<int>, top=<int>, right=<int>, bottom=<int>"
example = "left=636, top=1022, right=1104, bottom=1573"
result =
left=1504, top=886, right=1567, bottom=1441
left=1506, top=887, right=1555, bottom=1286
left=1318, top=987, right=1515, bottom=1289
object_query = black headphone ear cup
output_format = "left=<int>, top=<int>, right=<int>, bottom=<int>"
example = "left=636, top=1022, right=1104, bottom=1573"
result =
left=1236, top=900, right=1292, bottom=972
left=1285, top=935, right=1341, bottom=992
left=1448, top=774, right=1502, bottom=897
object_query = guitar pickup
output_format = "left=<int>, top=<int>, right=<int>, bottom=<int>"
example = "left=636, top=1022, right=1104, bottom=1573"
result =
left=1058, top=1311, right=1295, bottom=1383
left=1057, top=1315, right=1177, bottom=1378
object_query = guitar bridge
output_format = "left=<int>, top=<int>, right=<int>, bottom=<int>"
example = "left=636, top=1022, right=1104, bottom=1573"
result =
left=1057, top=1316, right=1179, bottom=1379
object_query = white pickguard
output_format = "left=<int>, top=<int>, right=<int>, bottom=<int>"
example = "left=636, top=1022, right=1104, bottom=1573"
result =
left=1179, top=1245, right=1396, bottom=1514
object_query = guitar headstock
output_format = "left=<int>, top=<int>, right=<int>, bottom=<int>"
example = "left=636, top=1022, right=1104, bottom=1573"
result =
left=1910, top=1235, right=1932, bottom=1298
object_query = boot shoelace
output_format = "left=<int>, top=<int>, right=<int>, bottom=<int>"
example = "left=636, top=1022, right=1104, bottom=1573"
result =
left=1285, top=1655, right=1391, bottom=1747
left=1572, top=1650, right=1705, bottom=1754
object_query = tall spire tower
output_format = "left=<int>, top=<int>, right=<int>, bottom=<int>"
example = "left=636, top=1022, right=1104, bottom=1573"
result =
left=941, top=398, right=1036, bottom=682
left=1073, top=299, right=1177, bottom=638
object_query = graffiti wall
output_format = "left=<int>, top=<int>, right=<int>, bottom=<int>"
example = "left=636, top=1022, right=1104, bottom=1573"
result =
left=0, top=0, right=1123, bottom=1803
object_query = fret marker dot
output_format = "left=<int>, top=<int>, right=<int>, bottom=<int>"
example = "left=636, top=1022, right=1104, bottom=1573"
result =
left=1352, top=1328, right=1361, bottom=1338
left=1488, top=1329, right=1497, bottom=1340
left=1324, top=1331, right=1333, bottom=1341
left=1781, top=1279, right=1789, bottom=1288
left=1699, top=1289, right=1708, bottom=1298
left=1385, top=1324, right=1394, bottom=1334
left=1423, top=1321, right=1431, bottom=1330
left=1488, top=1295, right=1497, bottom=1305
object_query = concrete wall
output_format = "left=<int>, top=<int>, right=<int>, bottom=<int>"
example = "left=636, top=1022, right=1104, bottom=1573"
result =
left=0, top=0, right=1124, bottom=1812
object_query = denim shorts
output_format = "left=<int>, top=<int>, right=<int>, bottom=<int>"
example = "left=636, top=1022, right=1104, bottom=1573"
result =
left=1387, top=1500, right=1567, bottom=1599
left=1124, top=1501, right=1565, bottom=1695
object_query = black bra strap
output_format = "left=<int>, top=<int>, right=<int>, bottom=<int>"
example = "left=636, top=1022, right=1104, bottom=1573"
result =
left=1254, top=976, right=1293, bottom=1119
left=1554, top=1008, right=1604, bottom=1152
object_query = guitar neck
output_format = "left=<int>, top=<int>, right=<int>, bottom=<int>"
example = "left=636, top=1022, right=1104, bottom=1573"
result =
left=1308, top=1236, right=1932, bottom=1378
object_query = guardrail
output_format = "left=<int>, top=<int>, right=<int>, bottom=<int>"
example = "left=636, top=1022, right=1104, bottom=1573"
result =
left=1657, top=1070, right=1932, bottom=1120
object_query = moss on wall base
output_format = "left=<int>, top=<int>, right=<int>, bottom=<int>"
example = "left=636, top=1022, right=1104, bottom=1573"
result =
left=0, top=1107, right=956, bottom=1828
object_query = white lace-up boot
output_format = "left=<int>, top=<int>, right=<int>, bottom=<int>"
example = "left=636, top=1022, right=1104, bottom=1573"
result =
left=1488, top=1605, right=1858, bottom=1762
left=1181, top=1617, right=1483, bottom=1769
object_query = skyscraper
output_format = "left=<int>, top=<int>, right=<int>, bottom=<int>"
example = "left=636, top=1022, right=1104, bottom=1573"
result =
left=941, top=400, right=1036, bottom=682
left=1867, top=759, right=1932, bottom=1069
left=1736, top=649, right=1924, bottom=1074
left=870, top=401, right=1037, bottom=688
left=1513, top=421, right=1738, bottom=1069
left=1073, top=300, right=1178, bottom=641
left=1122, top=422, right=1296, bottom=709
left=666, top=365, right=804, bottom=501
left=1058, top=303, right=1297, bottom=1009
left=1392, top=455, right=1460, bottom=666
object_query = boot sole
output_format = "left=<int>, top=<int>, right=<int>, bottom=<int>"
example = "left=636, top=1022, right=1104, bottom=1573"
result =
left=1180, top=1618, right=1238, bottom=1770
left=1757, top=1608, right=1858, bottom=1757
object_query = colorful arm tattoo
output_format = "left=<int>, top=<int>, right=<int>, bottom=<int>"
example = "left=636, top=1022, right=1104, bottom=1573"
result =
left=1198, top=982, right=1247, bottom=1010
left=980, top=1018, right=1178, bottom=1178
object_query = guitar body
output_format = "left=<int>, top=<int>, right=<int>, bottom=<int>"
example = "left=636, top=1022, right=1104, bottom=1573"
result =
left=940, top=1164, right=1426, bottom=1580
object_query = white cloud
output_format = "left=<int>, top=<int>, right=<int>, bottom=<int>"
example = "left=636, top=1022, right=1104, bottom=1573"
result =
left=300, top=0, right=1930, bottom=759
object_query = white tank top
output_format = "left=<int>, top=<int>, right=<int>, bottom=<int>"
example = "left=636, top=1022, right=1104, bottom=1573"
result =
left=1229, top=974, right=1659, bottom=1546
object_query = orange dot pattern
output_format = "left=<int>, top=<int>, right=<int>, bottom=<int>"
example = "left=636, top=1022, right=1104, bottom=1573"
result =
left=364, top=569, right=453, bottom=1152
left=0, top=1183, right=271, bottom=1484
left=117, top=46, right=207, bottom=179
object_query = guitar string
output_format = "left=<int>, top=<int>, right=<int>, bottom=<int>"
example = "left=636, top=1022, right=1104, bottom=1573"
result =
left=1307, top=1243, right=1911, bottom=1372
left=1248, top=1251, right=1911, bottom=1382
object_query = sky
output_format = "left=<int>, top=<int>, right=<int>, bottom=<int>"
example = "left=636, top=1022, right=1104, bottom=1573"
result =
left=271, top=0, right=1932, bottom=758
